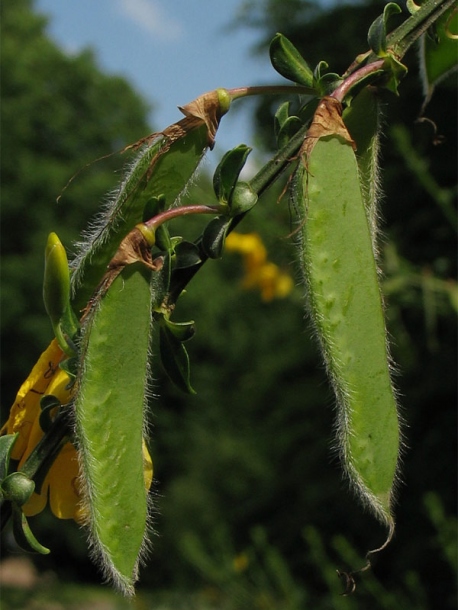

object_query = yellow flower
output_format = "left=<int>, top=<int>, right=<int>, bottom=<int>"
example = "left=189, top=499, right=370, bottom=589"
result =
left=1, top=338, right=153, bottom=521
left=225, top=232, right=293, bottom=301
left=1, top=339, right=82, bottom=519
left=225, top=232, right=267, bottom=269
left=233, top=552, right=249, bottom=573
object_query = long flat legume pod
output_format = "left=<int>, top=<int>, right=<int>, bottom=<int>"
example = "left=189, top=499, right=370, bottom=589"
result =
left=293, top=96, right=400, bottom=534
left=74, top=261, right=157, bottom=595
left=71, top=89, right=231, bottom=311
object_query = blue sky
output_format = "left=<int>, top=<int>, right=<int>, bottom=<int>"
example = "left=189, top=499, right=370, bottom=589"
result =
left=34, top=0, right=289, bottom=163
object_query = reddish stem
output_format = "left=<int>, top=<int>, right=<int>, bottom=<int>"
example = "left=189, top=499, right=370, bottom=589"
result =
left=143, top=204, right=226, bottom=229
left=228, top=85, right=316, bottom=100
left=331, top=59, right=385, bottom=102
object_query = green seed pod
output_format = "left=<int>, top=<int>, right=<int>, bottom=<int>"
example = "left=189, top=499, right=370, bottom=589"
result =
left=292, top=97, right=400, bottom=533
left=74, top=262, right=157, bottom=595
left=72, top=89, right=231, bottom=311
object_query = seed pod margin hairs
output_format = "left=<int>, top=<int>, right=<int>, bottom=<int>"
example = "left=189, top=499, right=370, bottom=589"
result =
left=343, top=87, right=383, bottom=249
left=292, top=96, right=401, bottom=537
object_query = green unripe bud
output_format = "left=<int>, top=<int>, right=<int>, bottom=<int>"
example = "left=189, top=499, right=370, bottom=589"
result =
left=230, top=182, right=258, bottom=216
left=216, top=88, right=231, bottom=117
left=135, top=223, right=156, bottom=247
left=43, top=232, right=70, bottom=325
left=1, top=472, right=35, bottom=506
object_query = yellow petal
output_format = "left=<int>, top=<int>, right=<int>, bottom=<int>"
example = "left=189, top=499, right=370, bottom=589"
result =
left=273, top=273, right=294, bottom=299
left=22, top=485, right=48, bottom=517
left=142, top=439, right=153, bottom=491
left=47, top=443, right=82, bottom=520
left=17, top=369, right=72, bottom=469
left=226, top=232, right=267, bottom=267
left=1, top=339, right=65, bottom=460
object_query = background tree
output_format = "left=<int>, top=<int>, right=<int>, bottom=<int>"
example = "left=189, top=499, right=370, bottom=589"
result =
left=1, top=0, right=151, bottom=411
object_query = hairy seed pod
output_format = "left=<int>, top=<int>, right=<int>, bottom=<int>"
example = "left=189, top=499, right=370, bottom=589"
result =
left=292, top=96, right=400, bottom=534
left=71, top=89, right=231, bottom=310
left=74, top=263, right=157, bottom=595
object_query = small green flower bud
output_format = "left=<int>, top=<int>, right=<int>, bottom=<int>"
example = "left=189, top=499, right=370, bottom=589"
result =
left=135, top=223, right=156, bottom=247
left=1, top=472, right=35, bottom=506
left=216, top=88, right=231, bottom=116
left=43, top=232, right=70, bottom=326
left=230, top=182, right=258, bottom=216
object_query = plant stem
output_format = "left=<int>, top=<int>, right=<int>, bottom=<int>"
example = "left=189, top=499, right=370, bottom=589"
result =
left=143, top=204, right=227, bottom=229
left=0, top=410, right=70, bottom=532
left=228, top=85, right=316, bottom=100
left=332, top=60, right=385, bottom=102
left=386, top=0, right=456, bottom=60
left=168, top=119, right=310, bottom=303
left=20, top=411, right=70, bottom=482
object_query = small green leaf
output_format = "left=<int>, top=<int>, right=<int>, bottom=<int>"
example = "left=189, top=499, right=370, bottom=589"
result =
left=317, top=74, right=343, bottom=96
left=274, top=101, right=291, bottom=139
left=12, top=504, right=50, bottom=554
left=313, top=60, right=329, bottom=83
left=312, top=61, right=342, bottom=95
left=39, top=395, right=62, bottom=432
left=159, top=324, right=195, bottom=394
left=368, top=2, right=402, bottom=57
left=0, top=434, right=18, bottom=481
left=163, top=317, right=195, bottom=342
left=213, top=144, right=252, bottom=204
left=201, top=216, right=231, bottom=259
left=155, top=223, right=172, bottom=251
left=173, top=241, right=202, bottom=269
left=2, top=472, right=35, bottom=506
left=382, top=55, right=408, bottom=94
left=277, top=115, right=303, bottom=149
left=142, top=195, right=166, bottom=222
left=269, top=33, right=314, bottom=87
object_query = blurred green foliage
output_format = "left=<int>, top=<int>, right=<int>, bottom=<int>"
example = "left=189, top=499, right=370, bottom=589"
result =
left=0, top=0, right=151, bottom=406
left=1, top=1, right=456, bottom=609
